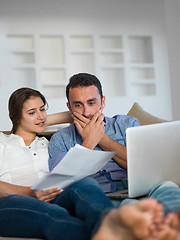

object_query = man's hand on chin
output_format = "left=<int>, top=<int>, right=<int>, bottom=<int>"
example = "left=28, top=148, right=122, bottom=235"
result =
left=73, top=111, right=105, bottom=150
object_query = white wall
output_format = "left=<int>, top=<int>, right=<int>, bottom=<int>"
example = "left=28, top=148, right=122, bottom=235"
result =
left=0, top=0, right=179, bottom=130
left=164, top=0, right=180, bottom=120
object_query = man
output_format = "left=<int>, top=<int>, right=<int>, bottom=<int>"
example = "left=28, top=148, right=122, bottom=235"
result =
left=48, top=72, right=180, bottom=219
left=48, top=72, right=140, bottom=193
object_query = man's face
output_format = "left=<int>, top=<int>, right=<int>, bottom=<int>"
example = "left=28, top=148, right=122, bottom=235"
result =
left=67, top=85, right=105, bottom=119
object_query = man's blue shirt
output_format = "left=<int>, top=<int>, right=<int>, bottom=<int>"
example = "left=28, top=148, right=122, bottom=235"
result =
left=48, top=115, right=140, bottom=193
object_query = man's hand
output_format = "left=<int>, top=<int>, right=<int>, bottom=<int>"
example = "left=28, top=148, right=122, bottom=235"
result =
left=73, top=110, right=105, bottom=149
left=73, top=111, right=90, bottom=126
left=73, top=110, right=127, bottom=169
left=32, top=187, right=63, bottom=202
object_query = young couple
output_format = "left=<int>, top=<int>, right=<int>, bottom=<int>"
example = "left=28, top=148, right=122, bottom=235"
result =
left=0, top=73, right=179, bottom=240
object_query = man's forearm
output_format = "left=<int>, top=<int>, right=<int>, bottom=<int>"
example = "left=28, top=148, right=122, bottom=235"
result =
left=46, top=111, right=72, bottom=127
left=99, top=134, right=127, bottom=169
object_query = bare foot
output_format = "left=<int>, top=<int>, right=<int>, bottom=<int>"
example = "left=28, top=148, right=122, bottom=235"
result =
left=159, top=212, right=180, bottom=240
left=92, top=199, right=163, bottom=240
left=145, top=226, right=177, bottom=240
left=164, top=212, right=180, bottom=230
left=144, top=212, right=180, bottom=240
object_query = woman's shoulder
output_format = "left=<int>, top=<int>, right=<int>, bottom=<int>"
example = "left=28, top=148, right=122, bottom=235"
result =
left=0, top=132, right=12, bottom=141
left=0, top=132, right=13, bottom=148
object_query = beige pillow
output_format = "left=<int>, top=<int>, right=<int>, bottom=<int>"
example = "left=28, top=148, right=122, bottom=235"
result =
left=127, top=102, right=167, bottom=125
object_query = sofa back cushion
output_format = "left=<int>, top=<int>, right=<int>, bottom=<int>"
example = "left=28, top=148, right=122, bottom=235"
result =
left=127, top=102, right=167, bottom=125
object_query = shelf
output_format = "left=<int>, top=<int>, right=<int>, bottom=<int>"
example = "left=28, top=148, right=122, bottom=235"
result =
left=130, top=67, right=155, bottom=80
left=100, top=49, right=124, bottom=53
left=99, top=35, right=123, bottom=49
left=7, top=35, right=34, bottom=50
left=101, top=68, right=125, bottom=96
left=101, top=64, right=124, bottom=68
left=40, top=68, right=66, bottom=85
left=69, top=53, right=95, bottom=74
left=129, top=63, right=154, bottom=67
left=13, top=64, right=35, bottom=69
left=131, top=79, right=155, bottom=84
left=70, top=35, right=94, bottom=49
left=100, top=52, right=124, bottom=64
left=70, top=49, right=95, bottom=54
left=42, top=82, right=66, bottom=87
left=5, top=33, right=157, bottom=99
left=39, top=36, right=64, bottom=65
left=41, top=65, right=66, bottom=69
left=128, top=36, right=153, bottom=63
left=41, top=85, right=66, bottom=99
left=10, top=52, right=35, bottom=65
left=11, top=50, right=35, bottom=54
left=131, top=83, right=156, bottom=96
left=12, top=68, right=36, bottom=88
left=68, top=35, right=95, bottom=75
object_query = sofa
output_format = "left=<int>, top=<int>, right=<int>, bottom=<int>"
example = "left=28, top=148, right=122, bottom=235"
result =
left=1, top=102, right=167, bottom=240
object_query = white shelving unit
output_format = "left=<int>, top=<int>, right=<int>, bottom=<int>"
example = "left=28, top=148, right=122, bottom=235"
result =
left=69, top=35, right=95, bottom=75
left=98, top=35, right=125, bottom=97
left=5, top=34, right=156, bottom=99
left=127, top=36, right=155, bottom=96
left=7, top=35, right=36, bottom=88
left=38, top=35, right=66, bottom=98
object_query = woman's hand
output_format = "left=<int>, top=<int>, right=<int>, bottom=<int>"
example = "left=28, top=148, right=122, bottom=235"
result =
left=0, top=181, right=63, bottom=202
left=32, top=187, right=63, bottom=202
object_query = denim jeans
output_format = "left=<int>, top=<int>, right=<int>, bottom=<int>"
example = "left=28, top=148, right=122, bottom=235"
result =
left=120, top=181, right=180, bottom=216
left=0, top=177, right=114, bottom=240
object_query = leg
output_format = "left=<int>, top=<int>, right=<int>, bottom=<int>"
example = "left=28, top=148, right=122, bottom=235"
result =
left=52, top=178, right=164, bottom=240
left=51, top=177, right=114, bottom=236
left=120, top=181, right=180, bottom=216
left=0, top=194, right=89, bottom=240
left=92, top=198, right=163, bottom=240
left=147, top=181, right=180, bottom=215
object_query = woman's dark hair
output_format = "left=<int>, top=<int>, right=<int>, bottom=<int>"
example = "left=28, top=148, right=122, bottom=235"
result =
left=8, top=87, right=48, bottom=133
left=66, top=73, right=103, bottom=102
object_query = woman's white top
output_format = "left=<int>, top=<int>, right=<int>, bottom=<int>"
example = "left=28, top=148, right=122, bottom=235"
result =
left=0, top=132, right=49, bottom=186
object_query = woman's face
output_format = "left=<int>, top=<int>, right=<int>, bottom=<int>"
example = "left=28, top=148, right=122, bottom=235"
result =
left=17, top=96, right=47, bottom=134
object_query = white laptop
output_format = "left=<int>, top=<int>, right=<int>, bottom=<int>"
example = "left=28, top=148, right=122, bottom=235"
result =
left=126, top=120, right=180, bottom=198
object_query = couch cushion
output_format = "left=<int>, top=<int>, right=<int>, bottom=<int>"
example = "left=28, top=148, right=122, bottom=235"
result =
left=127, top=102, right=167, bottom=125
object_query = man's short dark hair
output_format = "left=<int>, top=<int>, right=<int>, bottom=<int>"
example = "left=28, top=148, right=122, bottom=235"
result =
left=66, top=73, right=103, bottom=102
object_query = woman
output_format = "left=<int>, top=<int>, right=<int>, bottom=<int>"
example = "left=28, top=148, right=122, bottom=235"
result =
left=0, top=87, right=72, bottom=201
left=0, top=87, right=165, bottom=240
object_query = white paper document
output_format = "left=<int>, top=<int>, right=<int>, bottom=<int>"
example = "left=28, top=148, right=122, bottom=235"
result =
left=31, top=144, right=115, bottom=190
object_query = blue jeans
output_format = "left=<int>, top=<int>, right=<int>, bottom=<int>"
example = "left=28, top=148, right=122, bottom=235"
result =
left=0, top=177, right=114, bottom=240
left=120, top=181, right=180, bottom=216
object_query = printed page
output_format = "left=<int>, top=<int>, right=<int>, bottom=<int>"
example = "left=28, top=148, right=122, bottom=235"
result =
left=31, top=144, right=115, bottom=190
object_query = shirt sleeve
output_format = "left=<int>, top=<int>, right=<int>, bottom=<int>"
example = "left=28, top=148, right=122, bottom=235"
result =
left=124, top=116, right=140, bottom=144
left=112, top=115, right=140, bottom=146
left=48, top=131, right=69, bottom=171
left=128, top=116, right=141, bottom=127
